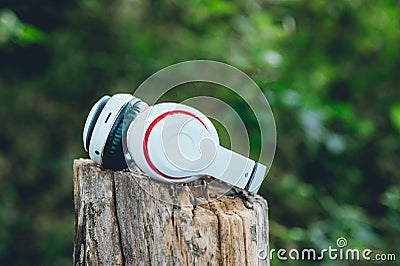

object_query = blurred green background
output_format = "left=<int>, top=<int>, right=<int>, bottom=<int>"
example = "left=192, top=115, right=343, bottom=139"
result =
left=0, top=0, right=399, bottom=265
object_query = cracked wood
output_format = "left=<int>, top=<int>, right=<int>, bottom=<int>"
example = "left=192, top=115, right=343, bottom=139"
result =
left=73, top=159, right=269, bottom=266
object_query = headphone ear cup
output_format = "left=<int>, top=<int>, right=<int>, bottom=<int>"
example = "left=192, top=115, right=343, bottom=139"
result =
left=83, top=96, right=110, bottom=151
left=102, top=100, right=145, bottom=170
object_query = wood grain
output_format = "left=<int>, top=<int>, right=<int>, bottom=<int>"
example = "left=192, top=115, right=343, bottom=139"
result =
left=73, top=159, right=269, bottom=266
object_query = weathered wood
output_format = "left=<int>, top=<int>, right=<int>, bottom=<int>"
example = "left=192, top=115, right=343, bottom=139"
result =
left=73, top=158, right=269, bottom=266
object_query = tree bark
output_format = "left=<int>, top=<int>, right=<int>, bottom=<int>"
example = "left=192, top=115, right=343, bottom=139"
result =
left=73, top=159, right=270, bottom=266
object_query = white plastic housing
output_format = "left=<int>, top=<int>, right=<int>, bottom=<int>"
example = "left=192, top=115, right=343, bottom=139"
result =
left=126, top=103, right=267, bottom=192
left=83, top=94, right=138, bottom=164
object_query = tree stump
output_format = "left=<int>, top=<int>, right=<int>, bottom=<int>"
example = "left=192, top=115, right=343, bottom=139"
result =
left=73, top=159, right=270, bottom=266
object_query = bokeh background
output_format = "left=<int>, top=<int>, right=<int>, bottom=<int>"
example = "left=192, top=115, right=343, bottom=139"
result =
left=0, top=0, right=399, bottom=265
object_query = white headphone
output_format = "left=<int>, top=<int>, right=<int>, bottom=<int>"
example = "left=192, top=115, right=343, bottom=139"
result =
left=83, top=93, right=267, bottom=193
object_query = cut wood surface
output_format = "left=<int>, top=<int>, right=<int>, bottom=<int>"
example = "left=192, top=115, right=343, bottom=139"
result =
left=73, top=158, right=270, bottom=266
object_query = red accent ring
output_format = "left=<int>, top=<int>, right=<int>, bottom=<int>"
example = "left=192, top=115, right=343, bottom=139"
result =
left=143, top=110, right=208, bottom=180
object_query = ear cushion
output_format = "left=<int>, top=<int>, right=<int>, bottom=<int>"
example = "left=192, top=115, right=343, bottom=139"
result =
left=102, top=100, right=144, bottom=170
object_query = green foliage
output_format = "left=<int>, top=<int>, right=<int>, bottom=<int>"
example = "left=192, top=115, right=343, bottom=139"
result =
left=391, top=104, right=400, bottom=133
left=0, top=0, right=399, bottom=265
left=0, top=9, right=45, bottom=46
